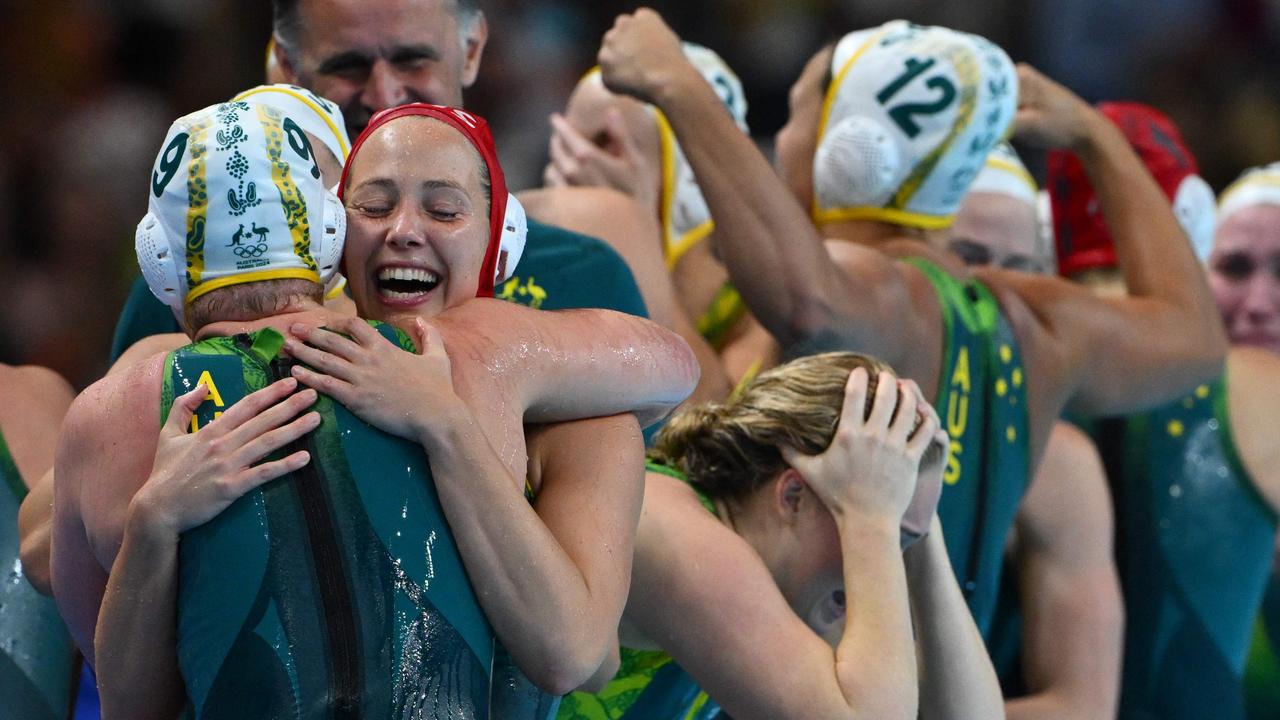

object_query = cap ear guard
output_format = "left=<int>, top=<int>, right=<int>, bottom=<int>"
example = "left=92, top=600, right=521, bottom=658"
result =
left=1173, top=174, right=1216, bottom=263
left=496, top=192, right=527, bottom=284
left=135, top=211, right=185, bottom=317
left=813, top=115, right=903, bottom=210
left=315, top=187, right=347, bottom=283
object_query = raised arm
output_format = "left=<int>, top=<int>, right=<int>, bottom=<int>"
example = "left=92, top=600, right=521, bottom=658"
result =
left=596, top=10, right=910, bottom=357
left=1000, top=65, right=1227, bottom=416
left=1004, top=422, right=1122, bottom=720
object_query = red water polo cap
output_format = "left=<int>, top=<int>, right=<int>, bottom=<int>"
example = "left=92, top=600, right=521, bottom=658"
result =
left=1047, top=102, right=1202, bottom=276
left=338, top=104, right=511, bottom=297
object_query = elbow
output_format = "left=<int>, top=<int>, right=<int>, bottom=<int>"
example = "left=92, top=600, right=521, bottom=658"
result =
left=523, top=646, right=611, bottom=697
left=18, top=529, right=53, bottom=596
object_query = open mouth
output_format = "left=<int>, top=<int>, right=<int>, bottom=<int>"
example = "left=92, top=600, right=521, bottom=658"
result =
left=376, top=266, right=440, bottom=302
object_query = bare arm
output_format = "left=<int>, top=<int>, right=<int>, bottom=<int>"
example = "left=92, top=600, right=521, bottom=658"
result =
left=519, top=185, right=732, bottom=403
left=426, top=298, right=699, bottom=426
left=17, top=468, right=55, bottom=595
left=1002, top=65, right=1227, bottom=417
left=1226, top=347, right=1280, bottom=515
left=596, top=11, right=914, bottom=359
left=904, top=520, right=1006, bottom=720
left=424, top=411, right=644, bottom=694
left=1004, top=423, right=1122, bottom=720
left=632, top=475, right=916, bottom=720
left=288, top=318, right=647, bottom=694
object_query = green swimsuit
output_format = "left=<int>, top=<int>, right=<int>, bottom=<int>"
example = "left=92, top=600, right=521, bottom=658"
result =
left=1108, top=375, right=1277, bottom=719
left=0, top=429, right=75, bottom=720
left=906, top=258, right=1031, bottom=638
left=557, top=462, right=723, bottom=720
left=165, top=324, right=556, bottom=719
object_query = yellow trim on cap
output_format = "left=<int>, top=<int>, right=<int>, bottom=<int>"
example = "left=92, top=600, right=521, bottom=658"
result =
left=985, top=156, right=1037, bottom=194
left=654, top=108, right=681, bottom=258
left=815, top=205, right=956, bottom=230
left=185, top=268, right=322, bottom=304
left=578, top=66, right=603, bottom=86
left=235, top=86, right=350, bottom=160
left=256, top=104, right=318, bottom=273
left=666, top=220, right=715, bottom=271
left=184, top=118, right=214, bottom=289
left=324, top=275, right=348, bottom=301
left=812, top=28, right=891, bottom=220
left=1218, top=173, right=1280, bottom=210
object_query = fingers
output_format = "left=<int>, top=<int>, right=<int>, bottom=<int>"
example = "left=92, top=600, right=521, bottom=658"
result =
left=231, top=410, right=322, bottom=469
left=887, top=379, right=919, bottom=445
left=543, top=162, right=567, bottom=187
left=229, top=449, right=311, bottom=497
left=222, top=387, right=318, bottom=451
left=203, top=377, right=298, bottom=438
left=838, top=367, right=871, bottom=430
left=165, top=383, right=210, bottom=434
left=289, top=322, right=363, bottom=363
left=290, top=364, right=355, bottom=403
left=286, top=338, right=356, bottom=381
left=906, top=408, right=941, bottom=459
left=866, top=370, right=898, bottom=430
left=416, top=319, right=446, bottom=357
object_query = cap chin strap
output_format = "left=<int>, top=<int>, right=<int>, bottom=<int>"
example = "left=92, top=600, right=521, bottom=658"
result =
left=495, top=192, right=527, bottom=285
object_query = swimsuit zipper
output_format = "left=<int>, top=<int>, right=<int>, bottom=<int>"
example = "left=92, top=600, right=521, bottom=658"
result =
left=263, top=349, right=363, bottom=719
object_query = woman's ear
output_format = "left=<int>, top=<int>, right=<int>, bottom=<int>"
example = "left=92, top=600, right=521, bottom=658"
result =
left=773, top=467, right=808, bottom=521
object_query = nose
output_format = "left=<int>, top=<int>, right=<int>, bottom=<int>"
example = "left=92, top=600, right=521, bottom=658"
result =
left=361, top=60, right=409, bottom=114
left=386, top=204, right=426, bottom=249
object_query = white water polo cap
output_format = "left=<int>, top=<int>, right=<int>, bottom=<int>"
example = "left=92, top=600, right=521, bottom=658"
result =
left=1218, top=162, right=1280, bottom=225
left=813, top=21, right=1018, bottom=229
left=136, top=98, right=345, bottom=316
left=578, top=43, right=748, bottom=268
left=232, top=84, right=351, bottom=163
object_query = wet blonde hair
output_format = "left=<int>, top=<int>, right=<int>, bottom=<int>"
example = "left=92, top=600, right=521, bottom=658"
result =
left=653, top=352, right=892, bottom=501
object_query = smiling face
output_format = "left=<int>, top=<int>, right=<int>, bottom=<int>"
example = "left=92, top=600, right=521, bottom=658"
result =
left=281, top=0, right=487, bottom=138
left=341, top=115, right=490, bottom=326
left=774, top=46, right=834, bottom=212
left=1210, top=204, right=1280, bottom=352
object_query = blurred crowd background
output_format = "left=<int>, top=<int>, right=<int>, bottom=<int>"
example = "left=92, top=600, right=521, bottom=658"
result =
left=2, top=0, right=1278, bottom=388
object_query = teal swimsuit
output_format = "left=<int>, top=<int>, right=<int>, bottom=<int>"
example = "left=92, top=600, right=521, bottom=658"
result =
left=906, top=258, right=1031, bottom=638
left=557, top=462, right=723, bottom=720
left=1108, top=375, right=1277, bottom=719
left=166, top=324, right=556, bottom=719
left=0, top=429, right=75, bottom=719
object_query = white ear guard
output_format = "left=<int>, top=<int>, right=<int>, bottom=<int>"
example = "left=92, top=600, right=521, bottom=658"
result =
left=814, top=115, right=904, bottom=210
left=1172, top=174, right=1216, bottom=263
left=496, top=192, right=527, bottom=284
left=317, top=187, right=347, bottom=281
left=135, top=210, right=185, bottom=316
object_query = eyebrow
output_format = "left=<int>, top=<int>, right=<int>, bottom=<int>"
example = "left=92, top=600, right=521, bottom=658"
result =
left=350, top=178, right=468, bottom=194
left=317, top=44, right=442, bottom=75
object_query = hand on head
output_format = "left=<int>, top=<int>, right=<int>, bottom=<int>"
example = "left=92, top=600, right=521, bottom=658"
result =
left=781, top=368, right=941, bottom=532
left=598, top=9, right=689, bottom=104
left=544, top=109, right=652, bottom=207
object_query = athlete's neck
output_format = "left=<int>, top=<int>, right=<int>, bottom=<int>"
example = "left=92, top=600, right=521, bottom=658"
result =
left=193, top=301, right=335, bottom=342
left=718, top=492, right=791, bottom=585
left=822, top=218, right=967, bottom=273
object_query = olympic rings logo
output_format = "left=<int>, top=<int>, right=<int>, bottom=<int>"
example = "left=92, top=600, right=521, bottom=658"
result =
left=232, top=244, right=269, bottom=258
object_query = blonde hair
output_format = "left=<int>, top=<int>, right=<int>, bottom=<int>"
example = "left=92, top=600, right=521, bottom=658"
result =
left=652, top=352, right=892, bottom=501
